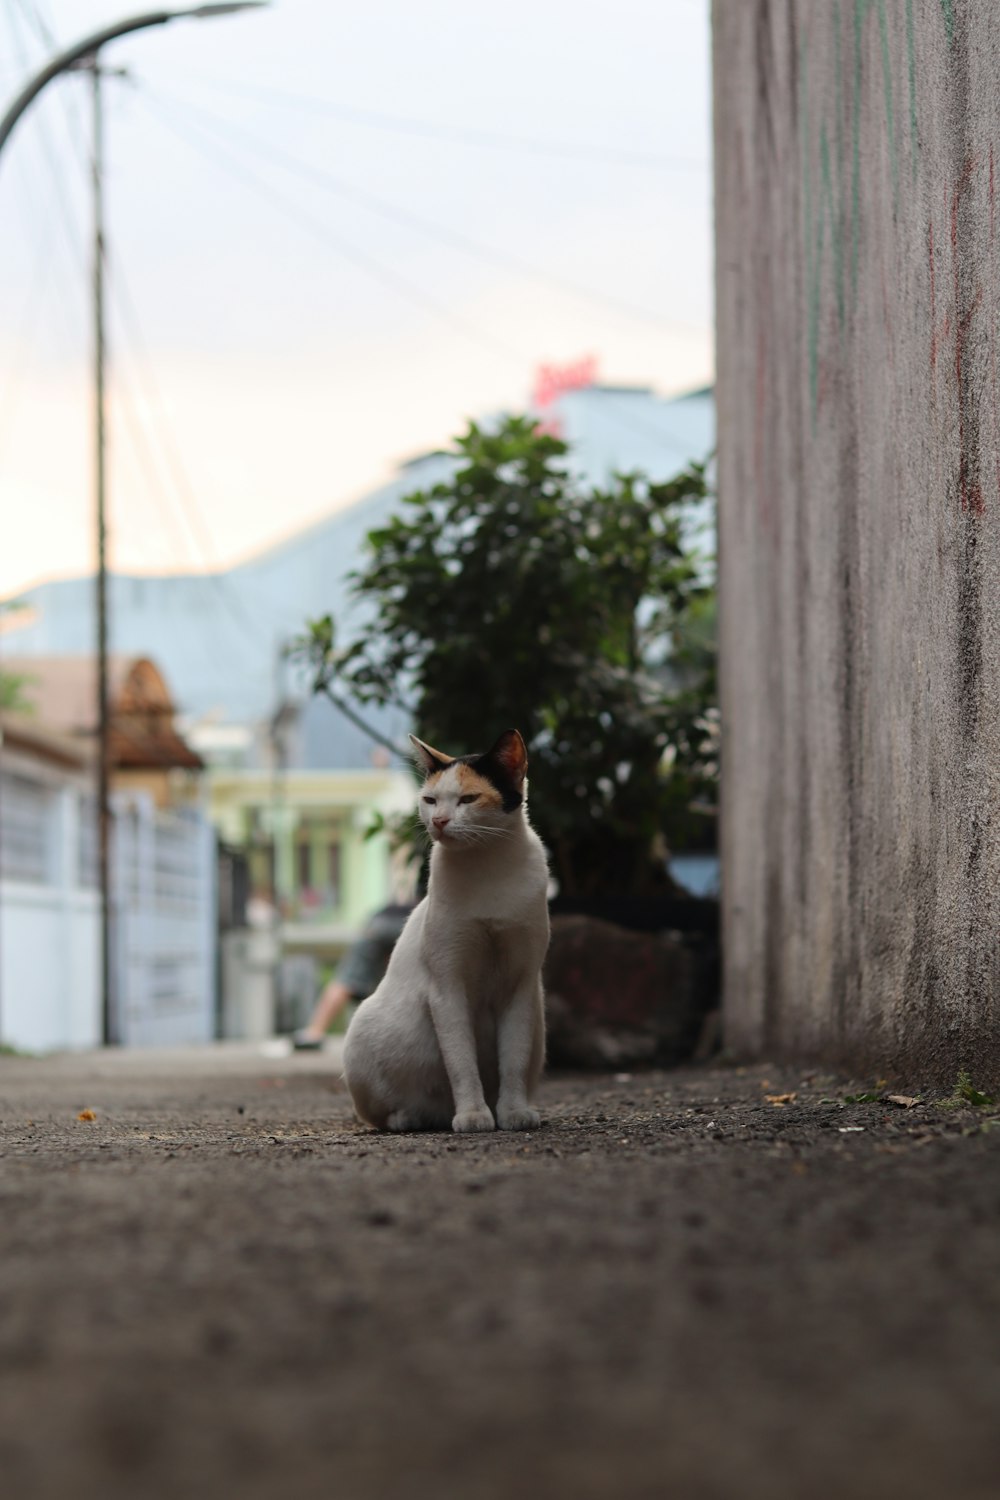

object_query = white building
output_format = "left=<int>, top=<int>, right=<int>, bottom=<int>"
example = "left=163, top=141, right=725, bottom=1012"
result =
left=0, top=713, right=101, bottom=1052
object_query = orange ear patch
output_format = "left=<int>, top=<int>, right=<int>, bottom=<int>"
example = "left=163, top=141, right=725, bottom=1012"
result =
left=456, top=763, right=503, bottom=808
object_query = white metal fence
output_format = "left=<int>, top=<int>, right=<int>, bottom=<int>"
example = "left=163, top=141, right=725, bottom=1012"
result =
left=0, top=765, right=101, bottom=1051
left=113, top=797, right=216, bottom=1047
left=2, top=755, right=217, bottom=1051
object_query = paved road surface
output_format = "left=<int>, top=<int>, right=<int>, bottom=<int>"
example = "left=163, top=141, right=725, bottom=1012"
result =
left=2, top=1046, right=999, bottom=1500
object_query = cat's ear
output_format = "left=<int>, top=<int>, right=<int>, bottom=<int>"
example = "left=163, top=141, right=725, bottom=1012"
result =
left=485, top=728, right=528, bottom=787
left=409, top=734, right=453, bottom=776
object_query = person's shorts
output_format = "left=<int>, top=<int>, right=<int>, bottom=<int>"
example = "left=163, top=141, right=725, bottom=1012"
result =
left=335, top=906, right=413, bottom=1000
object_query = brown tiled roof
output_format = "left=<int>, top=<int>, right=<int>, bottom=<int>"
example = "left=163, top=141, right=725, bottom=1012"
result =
left=0, top=710, right=93, bottom=773
left=1, top=655, right=203, bottom=773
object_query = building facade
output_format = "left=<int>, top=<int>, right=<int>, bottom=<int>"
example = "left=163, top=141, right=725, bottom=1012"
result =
left=3, top=382, right=716, bottom=956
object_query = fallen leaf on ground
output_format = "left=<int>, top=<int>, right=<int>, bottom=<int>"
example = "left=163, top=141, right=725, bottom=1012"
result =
left=886, top=1094, right=920, bottom=1108
left=77, top=1109, right=96, bottom=1122
left=765, top=1092, right=797, bottom=1106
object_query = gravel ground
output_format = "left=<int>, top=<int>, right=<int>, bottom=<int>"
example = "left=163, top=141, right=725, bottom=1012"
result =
left=2, top=1046, right=1000, bottom=1500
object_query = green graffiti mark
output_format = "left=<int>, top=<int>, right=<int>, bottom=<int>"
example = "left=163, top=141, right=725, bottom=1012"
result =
left=940, top=0, right=955, bottom=46
left=877, top=0, right=899, bottom=203
left=835, top=0, right=844, bottom=202
left=809, top=126, right=843, bottom=413
left=803, top=27, right=844, bottom=420
left=849, top=2, right=902, bottom=288
left=803, top=0, right=937, bottom=413
left=851, top=3, right=864, bottom=292
left=906, top=0, right=918, bottom=181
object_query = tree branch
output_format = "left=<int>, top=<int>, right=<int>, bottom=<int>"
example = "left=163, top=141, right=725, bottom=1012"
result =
left=315, top=682, right=411, bottom=762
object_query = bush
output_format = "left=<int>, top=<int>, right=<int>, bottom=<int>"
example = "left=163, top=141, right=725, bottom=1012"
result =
left=300, top=417, right=716, bottom=898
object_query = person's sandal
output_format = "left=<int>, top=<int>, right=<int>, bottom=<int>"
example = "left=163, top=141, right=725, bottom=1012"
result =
left=292, top=1031, right=325, bottom=1051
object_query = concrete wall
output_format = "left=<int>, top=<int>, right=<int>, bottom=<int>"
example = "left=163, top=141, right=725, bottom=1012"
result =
left=714, top=1, right=1000, bottom=1085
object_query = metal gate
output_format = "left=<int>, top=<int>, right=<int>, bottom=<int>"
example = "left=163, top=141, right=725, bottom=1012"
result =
left=113, top=796, right=216, bottom=1046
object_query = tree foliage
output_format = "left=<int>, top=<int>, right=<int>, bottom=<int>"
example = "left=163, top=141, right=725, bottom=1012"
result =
left=301, top=417, right=716, bottom=898
left=0, top=603, right=33, bottom=714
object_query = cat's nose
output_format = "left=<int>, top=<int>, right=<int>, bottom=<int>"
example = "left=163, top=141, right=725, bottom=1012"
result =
left=432, top=815, right=450, bottom=830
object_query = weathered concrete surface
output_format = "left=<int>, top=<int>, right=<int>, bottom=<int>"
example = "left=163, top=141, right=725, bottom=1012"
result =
left=714, top=1, right=1000, bottom=1084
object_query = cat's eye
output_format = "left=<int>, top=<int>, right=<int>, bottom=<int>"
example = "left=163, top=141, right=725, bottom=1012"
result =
left=458, top=794, right=480, bottom=805
left=422, top=796, right=437, bottom=805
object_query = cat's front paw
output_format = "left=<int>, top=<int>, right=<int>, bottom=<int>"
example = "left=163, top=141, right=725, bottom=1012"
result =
left=452, top=1106, right=495, bottom=1134
left=496, top=1103, right=541, bottom=1131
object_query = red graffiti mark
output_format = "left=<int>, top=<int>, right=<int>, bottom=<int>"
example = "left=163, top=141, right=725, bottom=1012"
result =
left=950, top=155, right=985, bottom=514
left=928, top=221, right=938, bottom=371
left=965, top=482, right=986, bottom=517
left=754, top=323, right=766, bottom=499
left=880, top=256, right=895, bottom=372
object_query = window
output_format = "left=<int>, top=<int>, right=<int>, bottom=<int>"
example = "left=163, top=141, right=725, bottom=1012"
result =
left=0, top=772, right=55, bottom=884
left=327, top=841, right=341, bottom=905
left=296, top=839, right=312, bottom=892
left=247, top=842, right=275, bottom=901
left=78, top=795, right=99, bottom=888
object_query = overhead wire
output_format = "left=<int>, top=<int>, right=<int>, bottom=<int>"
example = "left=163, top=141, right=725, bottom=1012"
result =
left=0, top=0, right=89, bottom=469
left=162, top=69, right=707, bottom=173
left=134, top=88, right=528, bottom=369
left=104, top=245, right=283, bottom=653
left=1, top=0, right=88, bottom=285
left=140, top=83, right=707, bottom=338
left=0, top=185, right=59, bottom=460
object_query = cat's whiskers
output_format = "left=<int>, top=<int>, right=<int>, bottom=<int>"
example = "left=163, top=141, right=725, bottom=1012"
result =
left=451, top=826, right=509, bottom=847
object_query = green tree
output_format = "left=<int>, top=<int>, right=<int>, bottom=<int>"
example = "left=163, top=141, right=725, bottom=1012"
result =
left=0, top=601, right=33, bottom=714
left=301, top=417, right=716, bottom=898
left=0, top=673, right=31, bottom=712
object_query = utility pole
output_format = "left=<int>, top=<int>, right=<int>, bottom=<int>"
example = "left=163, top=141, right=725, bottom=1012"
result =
left=90, top=57, right=115, bottom=1044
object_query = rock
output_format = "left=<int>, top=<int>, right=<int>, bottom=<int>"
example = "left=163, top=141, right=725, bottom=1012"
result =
left=543, top=914, right=712, bottom=1069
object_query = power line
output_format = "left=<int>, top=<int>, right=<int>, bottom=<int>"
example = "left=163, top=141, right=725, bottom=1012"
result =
left=8, top=0, right=92, bottom=180
left=12, top=0, right=56, bottom=50
left=160, top=68, right=707, bottom=173
left=109, top=256, right=229, bottom=572
left=134, top=89, right=529, bottom=369
left=142, top=83, right=707, bottom=339
left=0, top=0, right=89, bottom=460
left=104, top=245, right=280, bottom=652
left=1, top=0, right=89, bottom=290
left=0, top=206, right=57, bottom=461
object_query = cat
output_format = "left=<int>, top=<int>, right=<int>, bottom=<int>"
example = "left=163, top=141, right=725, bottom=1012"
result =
left=343, top=728, right=549, bottom=1133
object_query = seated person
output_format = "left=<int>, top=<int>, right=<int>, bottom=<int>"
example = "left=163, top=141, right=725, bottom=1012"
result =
left=293, top=902, right=415, bottom=1049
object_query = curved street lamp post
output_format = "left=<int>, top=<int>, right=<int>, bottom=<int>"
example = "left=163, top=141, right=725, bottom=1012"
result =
left=0, top=3, right=268, bottom=1046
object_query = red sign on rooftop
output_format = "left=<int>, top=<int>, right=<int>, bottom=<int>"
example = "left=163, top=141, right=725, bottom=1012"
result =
left=532, top=355, right=599, bottom=410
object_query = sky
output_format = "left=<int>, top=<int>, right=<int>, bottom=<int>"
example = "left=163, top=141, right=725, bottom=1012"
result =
left=0, top=0, right=713, bottom=599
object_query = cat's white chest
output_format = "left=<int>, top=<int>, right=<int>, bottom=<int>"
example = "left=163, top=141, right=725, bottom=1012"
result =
left=455, top=915, right=520, bottom=997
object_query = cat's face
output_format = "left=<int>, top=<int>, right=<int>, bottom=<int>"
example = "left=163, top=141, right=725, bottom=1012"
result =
left=410, top=729, right=527, bottom=848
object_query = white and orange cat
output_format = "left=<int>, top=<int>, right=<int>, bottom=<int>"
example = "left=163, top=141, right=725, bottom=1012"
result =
left=343, top=728, right=549, bottom=1132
